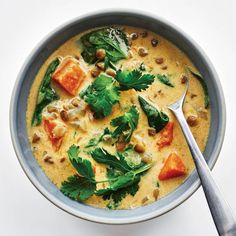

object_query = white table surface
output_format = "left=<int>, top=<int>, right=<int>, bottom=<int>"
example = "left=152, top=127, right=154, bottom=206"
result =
left=1, top=0, right=236, bottom=235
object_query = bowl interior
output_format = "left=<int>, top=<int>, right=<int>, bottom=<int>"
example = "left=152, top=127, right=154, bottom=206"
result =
left=10, top=11, right=225, bottom=224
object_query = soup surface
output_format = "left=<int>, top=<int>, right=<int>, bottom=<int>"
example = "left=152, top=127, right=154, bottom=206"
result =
left=26, top=26, right=210, bottom=209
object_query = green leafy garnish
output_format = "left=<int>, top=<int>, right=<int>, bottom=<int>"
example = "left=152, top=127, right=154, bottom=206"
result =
left=115, top=69, right=155, bottom=91
left=138, top=96, right=169, bottom=132
left=61, top=175, right=96, bottom=201
left=91, top=148, right=132, bottom=173
left=85, top=128, right=111, bottom=148
left=156, top=74, right=174, bottom=87
left=111, top=106, right=139, bottom=143
left=95, top=163, right=151, bottom=197
left=60, top=145, right=152, bottom=208
left=80, top=27, right=129, bottom=68
left=80, top=74, right=120, bottom=119
left=61, top=145, right=96, bottom=201
left=68, top=145, right=95, bottom=180
left=32, top=58, right=60, bottom=125
left=187, top=66, right=209, bottom=108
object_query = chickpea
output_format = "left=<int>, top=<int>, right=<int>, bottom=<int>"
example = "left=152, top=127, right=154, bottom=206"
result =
left=161, top=65, right=168, bottom=70
left=96, top=49, right=106, bottom=60
left=60, top=110, right=69, bottom=122
left=71, top=98, right=80, bottom=107
left=138, top=47, right=148, bottom=57
left=134, top=143, right=146, bottom=153
left=155, top=57, right=164, bottom=64
left=96, top=62, right=105, bottom=71
left=130, top=32, right=138, bottom=40
left=90, top=67, right=100, bottom=78
left=153, top=189, right=159, bottom=200
left=47, top=106, right=58, bottom=113
left=151, top=38, right=158, bottom=47
left=187, top=115, right=198, bottom=127
left=106, top=68, right=116, bottom=77
left=32, top=133, right=40, bottom=143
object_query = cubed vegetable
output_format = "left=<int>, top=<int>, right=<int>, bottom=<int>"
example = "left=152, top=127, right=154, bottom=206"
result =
left=52, top=57, right=86, bottom=95
left=157, top=122, right=174, bottom=150
left=158, top=153, right=186, bottom=180
left=43, top=119, right=65, bottom=151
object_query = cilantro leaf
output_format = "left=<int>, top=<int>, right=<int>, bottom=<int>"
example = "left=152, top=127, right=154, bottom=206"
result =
left=111, top=105, right=139, bottom=143
left=85, top=128, right=111, bottom=148
left=187, top=66, right=209, bottom=108
left=95, top=163, right=151, bottom=197
left=32, top=58, right=60, bottom=126
left=60, top=175, right=96, bottom=201
left=138, top=96, right=169, bottom=132
left=115, top=69, right=155, bottom=91
left=80, top=27, right=129, bottom=68
left=67, top=145, right=95, bottom=181
left=156, top=74, right=174, bottom=87
left=80, top=74, right=120, bottom=119
left=91, top=148, right=132, bottom=173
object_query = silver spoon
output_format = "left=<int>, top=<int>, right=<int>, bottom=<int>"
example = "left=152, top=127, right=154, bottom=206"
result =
left=168, top=79, right=236, bottom=236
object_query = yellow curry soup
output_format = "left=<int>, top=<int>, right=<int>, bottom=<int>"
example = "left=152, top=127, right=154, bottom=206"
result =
left=27, top=26, right=210, bottom=209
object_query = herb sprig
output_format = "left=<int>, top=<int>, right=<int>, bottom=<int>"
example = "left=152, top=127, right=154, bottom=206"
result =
left=60, top=145, right=151, bottom=207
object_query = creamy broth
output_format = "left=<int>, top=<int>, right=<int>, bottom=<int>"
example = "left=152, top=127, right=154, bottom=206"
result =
left=26, top=26, right=210, bottom=209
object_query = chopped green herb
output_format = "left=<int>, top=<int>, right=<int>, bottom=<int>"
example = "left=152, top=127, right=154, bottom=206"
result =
left=115, top=69, right=155, bottom=91
left=138, top=96, right=169, bottom=132
left=156, top=74, right=174, bottom=87
left=91, top=147, right=132, bottom=173
left=80, top=74, right=120, bottom=119
left=187, top=66, right=209, bottom=108
left=111, top=106, right=139, bottom=143
left=32, top=58, right=60, bottom=126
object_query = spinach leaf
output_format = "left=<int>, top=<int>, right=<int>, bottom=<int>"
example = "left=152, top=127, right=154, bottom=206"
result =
left=32, top=58, right=60, bottom=126
left=111, top=106, right=139, bottom=143
left=187, top=66, right=209, bottom=108
left=156, top=74, right=174, bottom=87
left=80, top=27, right=129, bottom=68
left=138, top=96, right=169, bottom=132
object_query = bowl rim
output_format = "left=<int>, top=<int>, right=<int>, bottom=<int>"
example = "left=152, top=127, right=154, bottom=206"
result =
left=9, top=9, right=226, bottom=224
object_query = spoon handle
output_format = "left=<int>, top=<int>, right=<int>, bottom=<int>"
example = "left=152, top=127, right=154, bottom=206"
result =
left=170, top=107, right=236, bottom=236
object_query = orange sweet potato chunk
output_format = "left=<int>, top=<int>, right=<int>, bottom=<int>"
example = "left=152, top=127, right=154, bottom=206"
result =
left=158, top=153, right=186, bottom=180
left=52, top=57, right=86, bottom=95
left=157, top=122, right=174, bottom=150
left=43, top=119, right=63, bottom=151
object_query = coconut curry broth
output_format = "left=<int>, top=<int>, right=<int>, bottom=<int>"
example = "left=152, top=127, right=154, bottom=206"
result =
left=26, top=26, right=210, bottom=209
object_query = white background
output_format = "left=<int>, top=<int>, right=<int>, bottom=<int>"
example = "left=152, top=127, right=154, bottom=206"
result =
left=1, top=0, right=236, bottom=235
